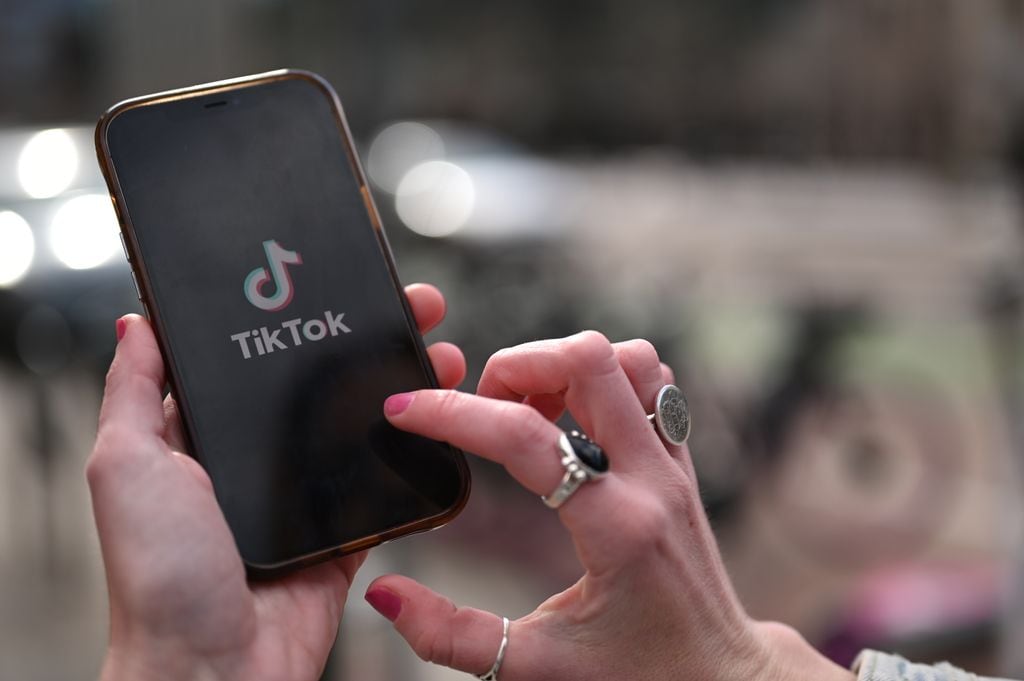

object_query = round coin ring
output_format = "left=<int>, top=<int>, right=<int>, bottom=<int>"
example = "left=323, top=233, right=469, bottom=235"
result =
left=653, top=384, right=690, bottom=446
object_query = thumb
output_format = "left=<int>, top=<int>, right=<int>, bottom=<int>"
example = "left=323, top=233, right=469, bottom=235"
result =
left=365, top=574, right=511, bottom=677
left=97, top=314, right=167, bottom=439
left=88, top=315, right=170, bottom=500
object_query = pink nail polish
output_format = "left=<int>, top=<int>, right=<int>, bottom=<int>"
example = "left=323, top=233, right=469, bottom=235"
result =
left=115, top=318, right=127, bottom=342
left=384, top=392, right=414, bottom=417
left=365, top=587, right=402, bottom=621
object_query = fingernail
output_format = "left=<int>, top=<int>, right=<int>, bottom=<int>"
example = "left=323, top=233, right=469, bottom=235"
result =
left=115, top=318, right=127, bottom=342
left=383, top=392, right=414, bottom=417
left=365, top=587, right=402, bottom=621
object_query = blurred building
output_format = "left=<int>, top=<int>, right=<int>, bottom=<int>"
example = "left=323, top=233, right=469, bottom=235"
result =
left=2, top=1, right=1024, bottom=680
left=2, top=1, right=1023, bottom=167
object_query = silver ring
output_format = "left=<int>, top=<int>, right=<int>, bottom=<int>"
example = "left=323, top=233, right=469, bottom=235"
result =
left=648, top=384, right=690, bottom=446
left=477, top=616, right=510, bottom=681
left=541, top=431, right=609, bottom=509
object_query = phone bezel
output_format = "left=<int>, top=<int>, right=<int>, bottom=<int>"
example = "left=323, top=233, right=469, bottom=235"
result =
left=95, top=69, right=471, bottom=577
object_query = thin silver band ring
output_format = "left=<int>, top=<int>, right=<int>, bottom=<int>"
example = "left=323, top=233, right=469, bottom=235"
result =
left=477, top=616, right=510, bottom=681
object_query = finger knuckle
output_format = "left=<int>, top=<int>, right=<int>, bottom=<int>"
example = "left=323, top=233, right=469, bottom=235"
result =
left=84, top=426, right=132, bottom=486
left=98, top=373, right=160, bottom=429
left=411, top=622, right=455, bottom=667
left=481, top=347, right=515, bottom=378
left=660, top=362, right=677, bottom=384
left=622, top=338, right=661, bottom=375
left=499, top=402, right=553, bottom=453
left=663, top=473, right=700, bottom=519
left=432, top=389, right=466, bottom=421
left=620, top=494, right=674, bottom=554
left=636, top=338, right=661, bottom=366
left=101, top=356, right=123, bottom=401
left=479, top=348, right=520, bottom=393
left=635, top=501, right=672, bottom=545
left=83, top=452, right=105, bottom=487
left=568, top=330, right=616, bottom=372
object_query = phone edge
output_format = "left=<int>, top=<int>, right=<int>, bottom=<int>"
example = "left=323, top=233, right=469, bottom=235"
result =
left=94, top=69, right=472, bottom=578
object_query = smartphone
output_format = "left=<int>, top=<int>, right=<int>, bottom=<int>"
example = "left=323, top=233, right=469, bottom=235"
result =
left=95, top=70, right=470, bottom=576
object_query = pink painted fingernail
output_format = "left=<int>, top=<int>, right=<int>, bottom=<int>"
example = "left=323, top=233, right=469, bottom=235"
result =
left=384, top=392, right=414, bottom=417
left=365, top=587, right=402, bottom=621
left=115, top=318, right=127, bottom=342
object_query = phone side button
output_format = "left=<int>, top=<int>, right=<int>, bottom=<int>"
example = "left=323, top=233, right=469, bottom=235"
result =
left=129, top=271, right=141, bottom=300
left=119, top=232, right=130, bottom=262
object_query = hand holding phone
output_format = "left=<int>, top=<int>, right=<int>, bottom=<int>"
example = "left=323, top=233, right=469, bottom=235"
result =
left=87, top=285, right=464, bottom=681
left=96, top=71, right=470, bottom=574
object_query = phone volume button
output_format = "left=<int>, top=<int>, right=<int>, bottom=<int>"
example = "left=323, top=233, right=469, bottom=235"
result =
left=119, top=232, right=130, bottom=261
left=129, top=271, right=141, bottom=300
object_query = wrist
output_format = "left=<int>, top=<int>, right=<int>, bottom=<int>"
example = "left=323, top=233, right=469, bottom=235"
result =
left=754, top=621, right=856, bottom=681
left=99, top=639, right=228, bottom=681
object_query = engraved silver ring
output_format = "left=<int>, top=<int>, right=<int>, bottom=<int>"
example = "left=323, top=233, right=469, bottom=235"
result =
left=648, top=384, right=691, bottom=446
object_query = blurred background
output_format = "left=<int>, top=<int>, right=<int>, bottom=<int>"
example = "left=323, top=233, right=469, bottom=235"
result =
left=3, top=0, right=1024, bottom=678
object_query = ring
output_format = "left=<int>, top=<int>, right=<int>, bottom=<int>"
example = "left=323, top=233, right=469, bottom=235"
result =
left=648, top=384, right=690, bottom=446
left=477, top=616, right=510, bottom=681
left=541, top=430, right=609, bottom=509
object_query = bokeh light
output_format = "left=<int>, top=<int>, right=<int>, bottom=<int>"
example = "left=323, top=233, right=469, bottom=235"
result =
left=395, top=160, right=475, bottom=238
left=367, top=121, right=445, bottom=194
left=0, top=210, right=36, bottom=286
left=17, top=128, right=79, bottom=199
left=49, top=194, right=121, bottom=270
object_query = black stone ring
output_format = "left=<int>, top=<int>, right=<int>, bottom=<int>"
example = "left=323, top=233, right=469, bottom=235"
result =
left=648, top=384, right=691, bottom=446
left=541, top=430, right=609, bottom=509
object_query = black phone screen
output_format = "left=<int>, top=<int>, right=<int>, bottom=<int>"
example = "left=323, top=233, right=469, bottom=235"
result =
left=103, top=76, right=467, bottom=569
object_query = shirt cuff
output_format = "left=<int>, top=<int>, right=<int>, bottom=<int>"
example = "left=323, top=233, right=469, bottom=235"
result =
left=853, top=649, right=1016, bottom=681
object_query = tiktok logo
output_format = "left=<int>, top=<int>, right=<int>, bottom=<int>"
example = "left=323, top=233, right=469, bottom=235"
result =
left=229, top=238, right=352, bottom=360
left=244, top=240, right=303, bottom=311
